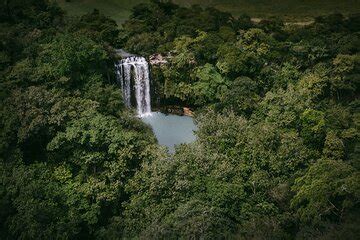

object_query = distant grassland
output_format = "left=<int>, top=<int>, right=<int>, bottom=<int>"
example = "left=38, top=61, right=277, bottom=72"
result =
left=176, top=0, right=360, bottom=20
left=55, top=0, right=147, bottom=24
left=56, top=0, right=360, bottom=24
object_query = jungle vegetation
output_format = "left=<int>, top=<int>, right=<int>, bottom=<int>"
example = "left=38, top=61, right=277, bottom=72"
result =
left=0, top=0, right=359, bottom=239
left=57, top=0, right=360, bottom=23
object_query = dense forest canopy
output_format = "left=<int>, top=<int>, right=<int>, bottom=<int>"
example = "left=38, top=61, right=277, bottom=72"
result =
left=0, top=0, right=359, bottom=239
left=56, top=0, right=360, bottom=23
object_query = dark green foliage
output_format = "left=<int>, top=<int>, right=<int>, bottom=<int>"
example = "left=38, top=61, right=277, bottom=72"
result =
left=37, top=34, right=108, bottom=86
left=1, top=0, right=359, bottom=239
left=0, top=1, right=162, bottom=239
left=70, top=9, right=120, bottom=45
left=118, top=2, right=359, bottom=239
left=221, top=76, right=260, bottom=116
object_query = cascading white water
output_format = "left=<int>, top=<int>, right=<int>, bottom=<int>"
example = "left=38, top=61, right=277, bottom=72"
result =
left=115, top=56, right=152, bottom=117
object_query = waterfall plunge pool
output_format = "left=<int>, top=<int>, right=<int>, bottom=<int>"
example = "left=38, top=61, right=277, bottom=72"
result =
left=115, top=53, right=197, bottom=152
left=141, top=112, right=198, bottom=153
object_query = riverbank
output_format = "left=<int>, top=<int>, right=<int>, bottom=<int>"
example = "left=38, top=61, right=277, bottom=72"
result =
left=152, top=105, right=195, bottom=117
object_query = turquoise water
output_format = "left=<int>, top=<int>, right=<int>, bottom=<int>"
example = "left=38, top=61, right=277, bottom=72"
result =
left=141, top=112, right=198, bottom=153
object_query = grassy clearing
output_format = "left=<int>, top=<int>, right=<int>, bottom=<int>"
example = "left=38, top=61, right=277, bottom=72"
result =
left=56, top=0, right=360, bottom=24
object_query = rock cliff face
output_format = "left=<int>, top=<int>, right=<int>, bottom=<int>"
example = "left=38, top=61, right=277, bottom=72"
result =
left=153, top=105, right=194, bottom=116
left=183, top=107, right=194, bottom=117
left=149, top=53, right=170, bottom=66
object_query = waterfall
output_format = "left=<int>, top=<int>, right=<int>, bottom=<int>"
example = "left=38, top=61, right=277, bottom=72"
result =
left=115, top=56, right=152, bottom=117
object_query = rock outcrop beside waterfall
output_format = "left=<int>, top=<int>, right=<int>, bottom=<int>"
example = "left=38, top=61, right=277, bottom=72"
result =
left=149, top=53, right=170, bottom=66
